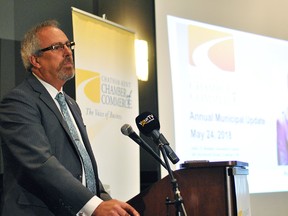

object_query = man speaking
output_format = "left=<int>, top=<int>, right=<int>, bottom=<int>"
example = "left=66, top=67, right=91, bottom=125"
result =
left=0, top=20, right=139, bottom=216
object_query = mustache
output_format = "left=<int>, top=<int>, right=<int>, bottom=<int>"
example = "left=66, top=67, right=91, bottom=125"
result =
left=60, top=56, right=74, bottom=67
left=63, top=56, right=74, bottom=64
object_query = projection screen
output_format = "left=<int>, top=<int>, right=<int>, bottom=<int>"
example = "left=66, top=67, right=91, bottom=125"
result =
left=155, top=0, right=288, bottom=215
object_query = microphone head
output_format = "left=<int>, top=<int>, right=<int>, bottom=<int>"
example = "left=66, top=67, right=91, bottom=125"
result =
left=135, top=111, right=160, bottom=135
left=121, top=124, right=134, bottom=136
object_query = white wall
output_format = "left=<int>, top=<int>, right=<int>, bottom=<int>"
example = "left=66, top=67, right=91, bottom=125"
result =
left=250, top=192, right=288, bottom=216
left=155, top=0, right=288, bottom=215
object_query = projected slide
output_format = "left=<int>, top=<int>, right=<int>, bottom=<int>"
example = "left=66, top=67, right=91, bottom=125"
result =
left=167, top=15, right=288, bottom=193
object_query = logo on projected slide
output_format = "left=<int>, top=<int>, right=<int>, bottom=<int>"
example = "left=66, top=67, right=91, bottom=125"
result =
left=188, top=25, right=235, bottom=72
left=76, top=69, right=132, bottom=108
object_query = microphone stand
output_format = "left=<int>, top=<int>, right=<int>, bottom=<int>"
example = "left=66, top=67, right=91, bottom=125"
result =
left=158, top=142, right=187, bottom=216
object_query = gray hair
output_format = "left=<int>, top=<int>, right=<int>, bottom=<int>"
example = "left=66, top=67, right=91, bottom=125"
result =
left=21, top=20, right=60, bottom=71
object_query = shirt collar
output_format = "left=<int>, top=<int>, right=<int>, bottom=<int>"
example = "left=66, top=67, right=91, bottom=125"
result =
left=32, top=73, right=62, bottom=99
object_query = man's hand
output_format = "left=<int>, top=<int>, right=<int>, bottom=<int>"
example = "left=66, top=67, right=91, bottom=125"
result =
left=92, top=199, right=140, bottom=216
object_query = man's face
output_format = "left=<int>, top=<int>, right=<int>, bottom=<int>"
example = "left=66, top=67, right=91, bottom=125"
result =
left=33, top=26, right=75, bottom=89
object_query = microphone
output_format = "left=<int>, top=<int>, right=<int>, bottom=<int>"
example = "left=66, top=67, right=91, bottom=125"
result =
left=121, top=124, right=167, bottom=169
left=135, top=112, right=180, bottom=164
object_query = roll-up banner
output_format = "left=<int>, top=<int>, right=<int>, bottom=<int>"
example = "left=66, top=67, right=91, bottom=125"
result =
left=72, top=7, right=139, bottom=201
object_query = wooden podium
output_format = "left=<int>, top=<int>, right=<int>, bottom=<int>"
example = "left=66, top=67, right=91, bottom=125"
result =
left=128, top=161, right=251, bottom=216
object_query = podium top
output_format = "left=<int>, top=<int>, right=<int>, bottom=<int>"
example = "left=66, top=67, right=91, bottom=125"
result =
left=180, top=160, right=248, bottom=169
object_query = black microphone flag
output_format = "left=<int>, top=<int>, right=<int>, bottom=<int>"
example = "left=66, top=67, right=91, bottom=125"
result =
left=135, top=112, right=180, bottom=164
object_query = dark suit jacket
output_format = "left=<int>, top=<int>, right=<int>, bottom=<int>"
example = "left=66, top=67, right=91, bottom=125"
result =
left=0, top=74, right=111, bottom=215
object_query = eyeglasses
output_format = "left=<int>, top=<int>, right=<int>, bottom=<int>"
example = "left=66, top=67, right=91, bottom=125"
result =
left=36, top=41, right=75, bottom=55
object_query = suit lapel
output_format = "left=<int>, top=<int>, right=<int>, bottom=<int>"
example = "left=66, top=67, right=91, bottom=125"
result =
left=26, top=74, right=75, bottom=142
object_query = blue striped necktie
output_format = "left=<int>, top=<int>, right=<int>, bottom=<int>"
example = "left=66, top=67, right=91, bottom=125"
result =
left=55, top=92, right=96, bottom=194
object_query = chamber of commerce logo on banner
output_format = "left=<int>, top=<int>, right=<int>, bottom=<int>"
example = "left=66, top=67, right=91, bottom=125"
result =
left=76, top=69, right=133, bottom=109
